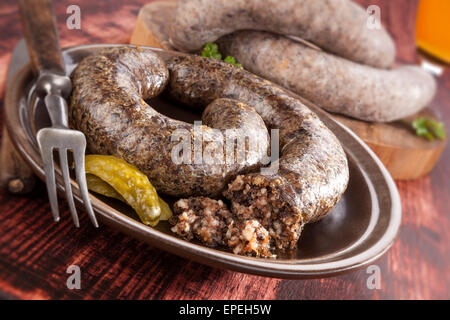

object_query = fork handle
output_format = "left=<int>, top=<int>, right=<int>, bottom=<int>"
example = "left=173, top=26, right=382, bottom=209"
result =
left=45, top=94, right=69, bottom=128
left=18, top=0, right=66, bottom=75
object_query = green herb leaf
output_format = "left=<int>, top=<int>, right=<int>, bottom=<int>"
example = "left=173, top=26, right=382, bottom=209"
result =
left=411, top=117, right=446, bottom=141
left=428, top=119, right=446, bottom=140
left=201, top=43, right=243, bottom=68
left=201, top=42, right=222, bottom=60
left=224, top=55, right=243, bottom=68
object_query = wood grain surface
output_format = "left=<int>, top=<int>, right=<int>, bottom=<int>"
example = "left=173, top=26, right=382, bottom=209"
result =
left=0, top=0, right=448, bottom=299
left=333, top=108, right=446, bottom=180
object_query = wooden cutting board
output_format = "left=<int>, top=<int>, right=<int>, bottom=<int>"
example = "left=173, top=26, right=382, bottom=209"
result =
left=130, top=0, right=446, bottom=180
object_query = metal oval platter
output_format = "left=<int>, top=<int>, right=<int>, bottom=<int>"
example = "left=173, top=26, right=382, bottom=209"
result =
left=4, top=44, right=401, bottom=278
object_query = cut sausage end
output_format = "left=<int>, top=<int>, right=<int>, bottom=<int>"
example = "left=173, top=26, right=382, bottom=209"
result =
left=170, top=197, right=232, bottom=247
left=170, top=173, right=306, bottom=257
left=170, top=197, right=274, bottom=257
left=223, top=174, right=304, bottom=251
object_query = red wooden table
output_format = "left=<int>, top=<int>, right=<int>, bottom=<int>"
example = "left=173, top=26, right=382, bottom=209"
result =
left=0, top=0, right=448, bottom=300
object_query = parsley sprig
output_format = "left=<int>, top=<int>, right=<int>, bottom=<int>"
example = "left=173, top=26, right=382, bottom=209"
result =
left=201, top=42, right=222, bottom=60
left=224, top=55, right=242, bottom=68
left=201, top=42, right=242, bottom=68
left=411, top=117, right=446, bottom=141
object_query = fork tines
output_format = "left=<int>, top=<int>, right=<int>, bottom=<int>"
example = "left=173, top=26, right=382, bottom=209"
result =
left=37, top=127, right=98, bottom=228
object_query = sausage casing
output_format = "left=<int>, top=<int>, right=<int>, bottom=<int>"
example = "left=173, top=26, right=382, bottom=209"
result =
left=169, top=0, right=396, bottom=68
left=69, top=47, right=269, bottom=197
left=164, top=54, right=349, bottom=251
left=70, top=47, right=348, bottom=255
left=217, top=31, right=437, bottom=122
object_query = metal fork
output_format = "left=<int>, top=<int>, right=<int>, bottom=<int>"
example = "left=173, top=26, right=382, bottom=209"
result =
left=19, top=0, right=98, bottom=227
left=35, top=74, right=98, bottom=227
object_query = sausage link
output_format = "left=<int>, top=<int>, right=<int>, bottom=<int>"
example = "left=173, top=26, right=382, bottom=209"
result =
left=69, top=47, right=269, bottom=197
left=169, top=0, right=396, bottom=68
left=218, top=31, right=437, bottom=122
left=164, top=55, right=349, bottom=251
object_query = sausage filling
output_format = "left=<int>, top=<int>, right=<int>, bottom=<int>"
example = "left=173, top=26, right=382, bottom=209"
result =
left=170, top=197, right=273, bottom=257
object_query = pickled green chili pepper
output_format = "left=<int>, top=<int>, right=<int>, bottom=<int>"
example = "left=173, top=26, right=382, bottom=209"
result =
left=85, top=155, right=163, bottom=226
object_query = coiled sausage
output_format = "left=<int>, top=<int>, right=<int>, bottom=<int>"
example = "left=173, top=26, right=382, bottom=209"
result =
left=164, top=54, right=349, bottom=253
left=218, top=31, right=437, bottom=122
left=69, top=47, right=269, bottom=197
left=169, top=0, right=396, bottom=68
left=70, top=47, right=348, bottom=256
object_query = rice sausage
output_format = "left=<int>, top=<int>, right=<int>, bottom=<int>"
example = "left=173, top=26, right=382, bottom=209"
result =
left=218, top=31, right=437, bottom=122
left=164, top=55, right=349, bottom=252
left=169, top=0, right=396, bottom=68
left=69, top=47, right=269, bottom=197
